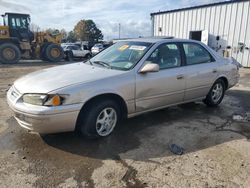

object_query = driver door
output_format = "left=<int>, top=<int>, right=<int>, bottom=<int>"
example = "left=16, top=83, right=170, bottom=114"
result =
left=71, top=45, right=81, bottom=57
left=135, top=43, right=186, bottom=112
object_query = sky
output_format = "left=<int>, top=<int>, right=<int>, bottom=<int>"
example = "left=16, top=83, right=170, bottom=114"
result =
left=0, top=0, right=227, bottom=40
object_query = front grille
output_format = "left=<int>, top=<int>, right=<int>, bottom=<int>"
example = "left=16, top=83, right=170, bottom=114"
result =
left=9, top=86, right=21, bottom=101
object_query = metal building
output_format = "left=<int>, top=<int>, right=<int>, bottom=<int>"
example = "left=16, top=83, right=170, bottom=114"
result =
left=151, top=0, right=250, bottom=67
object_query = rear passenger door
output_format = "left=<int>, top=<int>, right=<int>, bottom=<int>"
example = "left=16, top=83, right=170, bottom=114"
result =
left=82, top=45, right=89, bottom=56
left=182, top=42, right=218, bottom=101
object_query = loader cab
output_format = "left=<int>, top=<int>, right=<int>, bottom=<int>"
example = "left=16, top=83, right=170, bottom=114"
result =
left=2, top=13, right=34, bottom=42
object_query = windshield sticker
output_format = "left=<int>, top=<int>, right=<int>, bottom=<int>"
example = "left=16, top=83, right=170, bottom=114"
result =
left=118, top=45, right=129, bottom=51
left=129, top=45, right=146, bottom=51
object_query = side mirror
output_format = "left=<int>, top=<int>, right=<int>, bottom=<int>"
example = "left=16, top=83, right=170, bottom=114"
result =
left=139, top=62, right=159, bottom=73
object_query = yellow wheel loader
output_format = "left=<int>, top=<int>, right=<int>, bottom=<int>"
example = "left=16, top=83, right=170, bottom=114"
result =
left=0, top=13, right=64, bottom=63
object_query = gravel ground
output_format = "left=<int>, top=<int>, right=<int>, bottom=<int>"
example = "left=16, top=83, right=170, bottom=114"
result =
left=0, top=62, right=250, bottom=188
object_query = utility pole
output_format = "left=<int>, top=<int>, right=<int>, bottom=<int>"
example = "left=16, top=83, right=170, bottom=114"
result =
left=118, top=23, right=121, bottom=39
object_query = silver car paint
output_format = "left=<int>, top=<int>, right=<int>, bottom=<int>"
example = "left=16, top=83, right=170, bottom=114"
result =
left=13, top=63, right=126, bottom=94
left=7, top=39, right=239, bottom=133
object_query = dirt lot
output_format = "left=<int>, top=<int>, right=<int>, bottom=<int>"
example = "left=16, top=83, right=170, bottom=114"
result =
left=0, top=62, right=250, bottom=188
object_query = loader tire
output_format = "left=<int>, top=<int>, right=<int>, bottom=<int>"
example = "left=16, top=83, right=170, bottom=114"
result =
left=44, top=44, right=64, bottom=62
left=0, top=43, right=21, bottom=64
left=40, top=43, right=51, bottom=61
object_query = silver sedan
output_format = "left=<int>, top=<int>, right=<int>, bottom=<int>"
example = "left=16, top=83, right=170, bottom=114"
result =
left=7, top=38, right=240, bottom=138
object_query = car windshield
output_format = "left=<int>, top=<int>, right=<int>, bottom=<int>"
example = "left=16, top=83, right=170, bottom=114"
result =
left=89, top=41, right=152, bottom=71
left=94, top=44, right=102, bottom=48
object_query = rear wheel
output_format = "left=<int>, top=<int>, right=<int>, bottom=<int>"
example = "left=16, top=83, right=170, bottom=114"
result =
left=43, top=44, right=64, bottom=62
left=76, top=99, right=121, bottom=138
left=0, top=43, right=21, bottom=64
left=203, top=79, right=226, bottom=107
left=65, top=51, right=73, bottom=61
left=85, top=53, right=91, bottom=59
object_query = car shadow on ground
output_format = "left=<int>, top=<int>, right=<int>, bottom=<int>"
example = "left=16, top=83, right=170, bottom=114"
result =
left=41, top=89, right=250, bottom=161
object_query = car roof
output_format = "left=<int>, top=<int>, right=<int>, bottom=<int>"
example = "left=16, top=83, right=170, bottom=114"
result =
left=65, top=44, right=78, bottom=47
left=120, top=37, right=202, bottom=44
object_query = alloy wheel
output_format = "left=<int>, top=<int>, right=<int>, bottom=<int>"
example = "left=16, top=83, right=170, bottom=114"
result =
left=211, top=83, right=223, bottom=103
left=96, top=107, right=117, bottom=136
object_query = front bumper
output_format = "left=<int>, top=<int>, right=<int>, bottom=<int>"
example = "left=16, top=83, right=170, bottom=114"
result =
left=7, top=86, right=83, bottom=134
left=13, top=110, right=79, bottom=134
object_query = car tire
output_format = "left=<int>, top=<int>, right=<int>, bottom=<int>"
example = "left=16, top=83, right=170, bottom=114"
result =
left=40, top=42, right=51, bottom=61
left=76, top=99, right=121, bottom=138
left=44, top=44, right=64, bottom=62
left=85, top=53, right=91, bottom=59
left=203, top=79, right=226, bottom=107
left=0, top=43, right=21, bottom=64
left=66, top=51, right=73, bottom=61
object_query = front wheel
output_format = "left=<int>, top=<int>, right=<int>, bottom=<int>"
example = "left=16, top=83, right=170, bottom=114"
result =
left=0, top=43, right=21, bottom=64
left=203, top=79, right=226, bottom=107
left=77, top=99, right=121, bottom=138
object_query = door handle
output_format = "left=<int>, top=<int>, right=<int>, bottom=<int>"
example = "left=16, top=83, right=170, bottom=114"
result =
left=212, top=69, right=217, bottom=73
left=177, top=75, right=184, bottom=80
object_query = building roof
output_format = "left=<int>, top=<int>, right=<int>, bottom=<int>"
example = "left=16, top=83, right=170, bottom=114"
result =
left=151, top=0, right=250, bottom=16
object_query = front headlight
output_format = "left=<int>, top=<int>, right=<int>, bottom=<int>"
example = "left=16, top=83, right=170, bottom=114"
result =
left=22, top=94, right=65, bottom=106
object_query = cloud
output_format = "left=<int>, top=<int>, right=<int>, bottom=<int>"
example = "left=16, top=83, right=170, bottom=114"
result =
left=0, top=0, right=225, bottom=40
left=0, top=0, right=30, bottom=12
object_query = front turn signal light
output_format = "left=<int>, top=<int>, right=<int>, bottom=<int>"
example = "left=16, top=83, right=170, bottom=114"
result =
left=51, top=95, right=61, bottom=106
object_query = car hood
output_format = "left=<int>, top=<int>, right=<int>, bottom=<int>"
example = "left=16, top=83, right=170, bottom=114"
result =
left=14, top=63, right=124, bottom=94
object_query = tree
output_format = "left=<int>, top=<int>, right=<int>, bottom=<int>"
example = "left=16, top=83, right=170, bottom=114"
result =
left=45, top=28, right=60, bottom=35
left=66, top=31, right=77, bottom=42
left=60, top=29, right=67, bottom=40
left=73, top=20, right=103, bottom=42
left=30, top=23, right=40, bottom=32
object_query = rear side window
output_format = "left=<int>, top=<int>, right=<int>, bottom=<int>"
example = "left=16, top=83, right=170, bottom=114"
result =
left=183, top=43, right=213, bottom=65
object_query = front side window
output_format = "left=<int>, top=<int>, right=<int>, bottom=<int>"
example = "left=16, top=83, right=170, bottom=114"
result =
left=183, top=43, right=213, bottom=65
left=9, top=17, right=29, bottom=29
left=71, top=46, right=79, bottom=50
left=67, top=46, right=72, bottom=50
left=16, top=18, right=21, bottom=27
left=20, top=17, right=29, bottom=29
left=11, top=18, right=16, bottom=28
left=146, top=43, right=181, bottom=69
left=90, top=41, right=152, bottom=71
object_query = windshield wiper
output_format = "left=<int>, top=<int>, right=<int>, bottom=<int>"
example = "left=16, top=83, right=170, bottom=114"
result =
left=93, top=61, right=111, bottom=69
left=88, top=59, right=93, bottom=65
left=83, top=59, right=93, bottom=65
